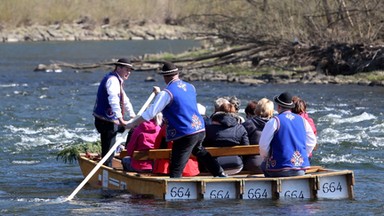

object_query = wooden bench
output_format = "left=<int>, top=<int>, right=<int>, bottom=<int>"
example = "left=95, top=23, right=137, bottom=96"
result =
left=118, top=145, right=260, bottom=160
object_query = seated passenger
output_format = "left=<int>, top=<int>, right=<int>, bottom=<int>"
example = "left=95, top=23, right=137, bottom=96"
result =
left=206, top=97, right=231, bottom=125
left=226, top=96, right=245, bottom=123
left=244, top=100, right=258, bottom=120
left=121, top=113, right=162, bottom=172
left=203, top=111, right=249, bottom=175
left=242, top=98, right=274, bottom=172
left=259, top=92, right=316, bottom=177
left=152, top=123, right=200, bottom=176
left=292, top=96, right=318, bottom=158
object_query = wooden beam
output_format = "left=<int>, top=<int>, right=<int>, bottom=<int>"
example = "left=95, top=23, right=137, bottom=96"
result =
left=128, top=145, right=260, bottom=160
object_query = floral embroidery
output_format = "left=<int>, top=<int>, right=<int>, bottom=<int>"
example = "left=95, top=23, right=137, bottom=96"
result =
left=177, top=81, right=187, bottom=91
left=191, top=114, right=203, bottom=130
left=291, top=151, right=304, bottom=166
left=266, top=155, right=276, bottom=168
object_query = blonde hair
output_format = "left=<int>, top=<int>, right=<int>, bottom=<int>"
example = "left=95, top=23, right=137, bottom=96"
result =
left=256, top=98, right=274, bottom=119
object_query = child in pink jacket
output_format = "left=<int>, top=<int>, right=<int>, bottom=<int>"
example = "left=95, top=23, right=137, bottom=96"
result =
left=122, top=113, right=162, bottom=172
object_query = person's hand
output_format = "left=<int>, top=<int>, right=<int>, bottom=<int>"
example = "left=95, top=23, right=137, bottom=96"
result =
left=153, top=86, right=161, bottom=94
left=125, top=122, right=135, bottom=129
left=118, top=118, right=128, bottom=126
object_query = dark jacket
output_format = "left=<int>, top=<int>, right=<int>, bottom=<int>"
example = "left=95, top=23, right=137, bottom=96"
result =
left=203, top=112, right=249, bottom=171
left=242, top=116, right=268, bottom=144
left=242, top=116, right=269, bottom=171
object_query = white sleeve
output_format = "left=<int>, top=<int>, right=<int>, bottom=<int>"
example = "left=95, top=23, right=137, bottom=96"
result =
left=106, top=77, right=123, bottom=118
left=122, top=91, right=136, bottom=118
left=141, top=90, right=171, bottom=121
left=259, top=118, right=277, bottom=159
left=304, top=118, right=317, bottom=156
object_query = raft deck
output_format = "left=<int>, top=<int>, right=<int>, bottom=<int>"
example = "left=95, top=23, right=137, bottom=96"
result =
left=78, top=145, right=354, bottom=200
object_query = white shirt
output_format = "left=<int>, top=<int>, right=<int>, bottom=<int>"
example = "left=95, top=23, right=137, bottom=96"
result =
left=141, top=90, right=171, bottom=121
left=259, top=112, right=317, bottom=159
left=105, top=74, right=135, bottom=119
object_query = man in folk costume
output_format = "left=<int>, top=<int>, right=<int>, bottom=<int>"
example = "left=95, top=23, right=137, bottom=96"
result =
left=259, top=92, right=316, bottom=177
left=93, top=58, right=136, bottom=166
left=126, top=61, right=226, bottom=178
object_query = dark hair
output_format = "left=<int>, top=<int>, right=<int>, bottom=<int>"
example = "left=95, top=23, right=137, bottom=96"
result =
left=292, top=96, right=307, bottom=114
left=245, top=100, right=258, bottom=117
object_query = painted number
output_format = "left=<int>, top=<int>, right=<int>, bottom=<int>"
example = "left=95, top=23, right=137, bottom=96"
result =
left=209, top=190, right=230, bottom=199
left=247, top=188, right=268, bottom=199
left=170, top=187, right=191, bottom=198
left=284, top=190, right=304, bottom=198
left=322, top=181, right=342, bottom=193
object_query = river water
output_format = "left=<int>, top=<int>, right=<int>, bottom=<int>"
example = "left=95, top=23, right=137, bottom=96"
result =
left=0, top=40, right=383, bottom=215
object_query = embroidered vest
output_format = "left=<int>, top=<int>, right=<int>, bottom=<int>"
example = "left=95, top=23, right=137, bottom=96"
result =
left=266, top=112, right=310, bottom=170
left=93, top=72, right=122, bottom=121
left=162, top=79, right=205, bottom=141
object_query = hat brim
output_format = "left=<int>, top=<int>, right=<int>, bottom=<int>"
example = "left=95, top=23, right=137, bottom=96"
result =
left=274, top=95, right=295, bottom=108
left=114, top=62, right=134, bottom=69
left=157, top=68, right=179, bottom=76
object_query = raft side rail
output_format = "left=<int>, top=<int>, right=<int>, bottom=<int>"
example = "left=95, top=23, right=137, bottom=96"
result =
left=125, top=145, right=260, bottom=160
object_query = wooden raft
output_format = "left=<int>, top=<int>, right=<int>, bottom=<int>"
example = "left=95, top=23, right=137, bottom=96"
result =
left=118, top=145, right=260, bottom=160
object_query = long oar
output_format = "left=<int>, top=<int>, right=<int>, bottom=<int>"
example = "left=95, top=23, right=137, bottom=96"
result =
left=66, top=88, right=157, bottom=201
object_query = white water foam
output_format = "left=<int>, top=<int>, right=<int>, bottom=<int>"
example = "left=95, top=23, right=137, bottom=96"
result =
left=4, top=125, right=99, bottom=152
left=333, top=112, right=376, bottom=124
left=320, top=153, right=360, bottom=164
left=12, top=160, right=40, bottom=164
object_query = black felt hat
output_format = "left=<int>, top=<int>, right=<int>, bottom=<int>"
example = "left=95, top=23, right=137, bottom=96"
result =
left=114, top=58, right=133, bottom=69
left=158, top=62, right=179, bottom=76
left=274, top=92, right=295, bottom=108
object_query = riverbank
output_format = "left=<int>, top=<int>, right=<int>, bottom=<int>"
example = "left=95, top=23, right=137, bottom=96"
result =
left=0, top=22, right=191, bottom=42
left=3, top=22, right=383, bottom=87
left=179, top=68, right=384, bottom=87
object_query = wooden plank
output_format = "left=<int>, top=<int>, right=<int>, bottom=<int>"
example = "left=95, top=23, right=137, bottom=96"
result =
left=130, top=145, right=260, bottom=160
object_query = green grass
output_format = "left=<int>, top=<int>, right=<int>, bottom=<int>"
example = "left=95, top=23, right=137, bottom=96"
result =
left=57, top=141, right=101, bottom=164
left=356, top=71, right=384, bottom=81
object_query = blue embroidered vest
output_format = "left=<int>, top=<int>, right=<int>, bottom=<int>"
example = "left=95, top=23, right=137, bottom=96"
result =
left=93, top=72, right=121, bottom=122
left=266, top=112, right=310, bottom=170
left=162, top=79, right=205, bottom=141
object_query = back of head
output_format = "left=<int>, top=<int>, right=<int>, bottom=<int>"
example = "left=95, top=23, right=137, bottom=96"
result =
left=256, top=98, right=274, bottom=119
left=218, top=102, right=236, bottom=113
left=245, top=100, right=258, bottom=118
left=214, top=97, right=230, bottom=112
left=158, top=61, right=179, bottom=77
left=228, top=96, right=241, bottom=113
left=292, top=96, right=307, bottom=114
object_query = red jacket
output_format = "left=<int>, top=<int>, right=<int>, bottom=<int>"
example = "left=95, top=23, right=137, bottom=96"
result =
left=152, top=125, right=200, bottom=176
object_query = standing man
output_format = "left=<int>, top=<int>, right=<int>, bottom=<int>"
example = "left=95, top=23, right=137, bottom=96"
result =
left=93, top=58, right=136, bottom=166
left=125, top=62, right=226, bottom=178
left=259, top=92, right=316, bottom=177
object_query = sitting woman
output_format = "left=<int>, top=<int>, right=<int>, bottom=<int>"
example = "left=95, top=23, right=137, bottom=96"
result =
left=203, top=108, right=249, bottom=175
left=152, top=122, right=200, bottom=176
left=292, top=96, right=318, bottom=159
left=242, top=98, right=274, bottom=172
left=121, top=113, right=162, bottom=172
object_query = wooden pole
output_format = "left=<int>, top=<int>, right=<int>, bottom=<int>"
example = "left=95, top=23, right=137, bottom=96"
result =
left=66, top=87, right=158, bottom=201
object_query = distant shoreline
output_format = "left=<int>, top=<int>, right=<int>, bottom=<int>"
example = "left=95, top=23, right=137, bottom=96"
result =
left=0, top=23, right=191, bottom=43
left=3, top=23, right=383, bottom=87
